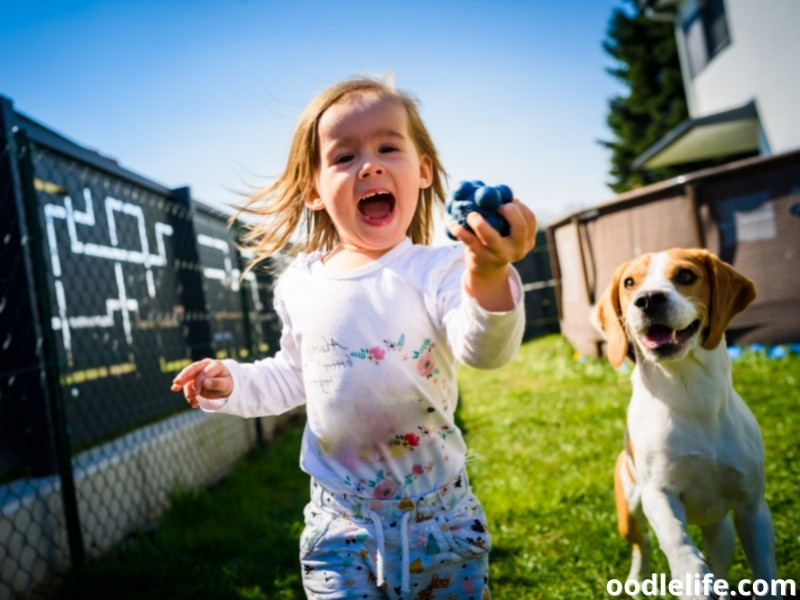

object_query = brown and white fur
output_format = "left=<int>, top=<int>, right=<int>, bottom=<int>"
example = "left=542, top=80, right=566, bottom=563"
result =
left=596, top=248, right=779, bottom=599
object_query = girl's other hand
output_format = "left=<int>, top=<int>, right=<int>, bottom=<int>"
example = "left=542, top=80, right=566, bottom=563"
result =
left=170, top=359, right=233, bottom=408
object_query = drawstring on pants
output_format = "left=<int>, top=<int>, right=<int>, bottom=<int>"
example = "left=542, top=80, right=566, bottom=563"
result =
left=307, top=469, right=477, bottom=596
left=363, top=507, right=413, bottom=593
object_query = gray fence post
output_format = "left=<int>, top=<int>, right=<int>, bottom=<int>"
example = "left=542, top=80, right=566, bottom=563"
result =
left=13, top=125, right=85, bottom=568
left=171, top=187, right=214, bottom=361
left=0, top=96, right=57, bottom=477
left=231, top=221, right=266, bottom=446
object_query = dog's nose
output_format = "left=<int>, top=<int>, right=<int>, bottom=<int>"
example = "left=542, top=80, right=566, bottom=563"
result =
left=634, top=291, right=668, bottom=316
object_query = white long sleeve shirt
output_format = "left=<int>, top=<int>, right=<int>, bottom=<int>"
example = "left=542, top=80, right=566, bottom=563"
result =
left=201, top=238, right=524, bottom=499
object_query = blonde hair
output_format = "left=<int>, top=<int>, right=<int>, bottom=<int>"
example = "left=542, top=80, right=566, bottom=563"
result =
left=233, top=76, right=447, bottom=273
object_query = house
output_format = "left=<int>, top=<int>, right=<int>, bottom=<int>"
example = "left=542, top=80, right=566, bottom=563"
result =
left=634, top=0, right=800, bottom=170
left=545, top=0, right=800, bottom=359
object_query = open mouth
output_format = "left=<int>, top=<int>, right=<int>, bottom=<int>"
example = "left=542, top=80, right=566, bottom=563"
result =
left=641, top=319, right=701, bottom=354
left=358, top=192, right=395, bottom=223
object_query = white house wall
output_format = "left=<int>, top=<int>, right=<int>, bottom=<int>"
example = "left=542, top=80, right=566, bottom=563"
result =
left=676, top=0, right=800, bottom=156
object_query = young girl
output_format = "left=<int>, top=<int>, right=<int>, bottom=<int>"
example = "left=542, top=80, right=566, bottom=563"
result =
left=171, top=76, right=537, bottom=599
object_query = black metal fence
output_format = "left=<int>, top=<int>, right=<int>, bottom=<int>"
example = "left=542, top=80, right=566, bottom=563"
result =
left=515, top=230, right=560, bottom=341
left=0, top=96, right=283, bottom=599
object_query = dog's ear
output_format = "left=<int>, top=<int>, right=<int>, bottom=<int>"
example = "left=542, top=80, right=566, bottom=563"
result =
left=702, top=252, right=757, bottom=350
left=596, top=262, right=629, bottom=368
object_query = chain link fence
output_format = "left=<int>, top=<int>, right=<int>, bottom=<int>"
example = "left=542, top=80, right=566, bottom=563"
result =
left=0, top=96, right=292, bottom=600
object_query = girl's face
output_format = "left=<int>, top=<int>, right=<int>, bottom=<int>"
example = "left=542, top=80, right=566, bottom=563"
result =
left=305, top=92, right=433, bottom=264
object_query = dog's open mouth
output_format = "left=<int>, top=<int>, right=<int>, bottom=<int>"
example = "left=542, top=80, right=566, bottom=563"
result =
left=358, top=192, right=395, bottom=223
left=642, top=319, right=701, bottom=354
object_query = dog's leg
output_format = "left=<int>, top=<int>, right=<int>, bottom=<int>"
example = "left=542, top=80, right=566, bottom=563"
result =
left=700, top=514, right=734, bottom=580
left=735, top=500, right=780, bottom=598
left=615, top=451, right=651, bottom=580
left=641, top=488, right=714, bottom=599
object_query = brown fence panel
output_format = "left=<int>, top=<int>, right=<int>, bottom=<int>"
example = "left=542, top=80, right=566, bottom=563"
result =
left=699, top=154, right=800, bottom=344
left=548, top=150, right=800, bottom=358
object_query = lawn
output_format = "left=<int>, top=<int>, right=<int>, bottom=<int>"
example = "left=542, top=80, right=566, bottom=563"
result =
left=47, top=335, right=799, bottom=599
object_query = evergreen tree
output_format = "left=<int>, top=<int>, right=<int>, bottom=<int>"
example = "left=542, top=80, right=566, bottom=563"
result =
left=601, top=0, right=689, bottom=193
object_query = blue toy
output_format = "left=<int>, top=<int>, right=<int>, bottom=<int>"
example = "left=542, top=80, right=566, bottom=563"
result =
left=446, top=180, right=513, bottom=239
left=726, top=345, right=743, bottom=360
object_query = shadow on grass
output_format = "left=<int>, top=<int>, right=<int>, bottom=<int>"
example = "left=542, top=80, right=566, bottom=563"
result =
left=47, top=427, right=309, bottom=600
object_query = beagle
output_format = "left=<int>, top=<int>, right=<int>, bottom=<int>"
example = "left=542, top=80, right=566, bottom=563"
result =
left=595, top=248, right=779, bottom=599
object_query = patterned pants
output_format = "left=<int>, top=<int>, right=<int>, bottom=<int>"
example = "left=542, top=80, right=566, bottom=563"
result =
left=300, top=470, right=491, bottom=600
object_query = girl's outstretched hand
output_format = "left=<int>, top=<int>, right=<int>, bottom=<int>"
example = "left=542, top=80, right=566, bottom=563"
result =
left=448, top=198, right=538, bottom=312
left=170, top=358, right=233, bottom=408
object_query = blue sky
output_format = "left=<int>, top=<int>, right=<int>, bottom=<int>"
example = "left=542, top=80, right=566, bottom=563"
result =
left=0, top=0, right=629, bottom=227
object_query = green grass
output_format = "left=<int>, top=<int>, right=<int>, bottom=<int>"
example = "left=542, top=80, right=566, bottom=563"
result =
left=47, top=335, right=799, bottom=599
left=49, top=425, right=310, bottom=600
left=459, top=336, right=800, bottom=598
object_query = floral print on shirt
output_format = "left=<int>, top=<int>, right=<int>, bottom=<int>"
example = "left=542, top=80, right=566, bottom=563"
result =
left=314, top=331, right=458, bottom=500
left=412, top=338, right=440, bottom=381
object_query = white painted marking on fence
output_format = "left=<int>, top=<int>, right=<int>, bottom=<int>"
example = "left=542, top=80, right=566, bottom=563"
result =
left=40, top=184, right=248, bottom=355
left=43, top=187, right=169, bottom=353
left=197, top=233, right=240, bottom=292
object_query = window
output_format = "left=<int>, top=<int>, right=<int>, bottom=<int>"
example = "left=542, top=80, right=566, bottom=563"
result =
left=683, top=0, right=730, bottom=77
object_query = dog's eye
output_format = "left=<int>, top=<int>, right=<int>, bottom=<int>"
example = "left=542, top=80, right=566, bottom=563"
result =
left=674, top=269, right=697, bottom=285
left=623, top=277, right=635, bottom=289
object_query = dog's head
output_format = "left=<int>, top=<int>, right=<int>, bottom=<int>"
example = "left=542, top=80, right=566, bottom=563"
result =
left=595, top=248, right=756, bottom=368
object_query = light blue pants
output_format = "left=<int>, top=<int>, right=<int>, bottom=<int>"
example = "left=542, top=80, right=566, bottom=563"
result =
left=300, top=470, right=491, bottom=599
